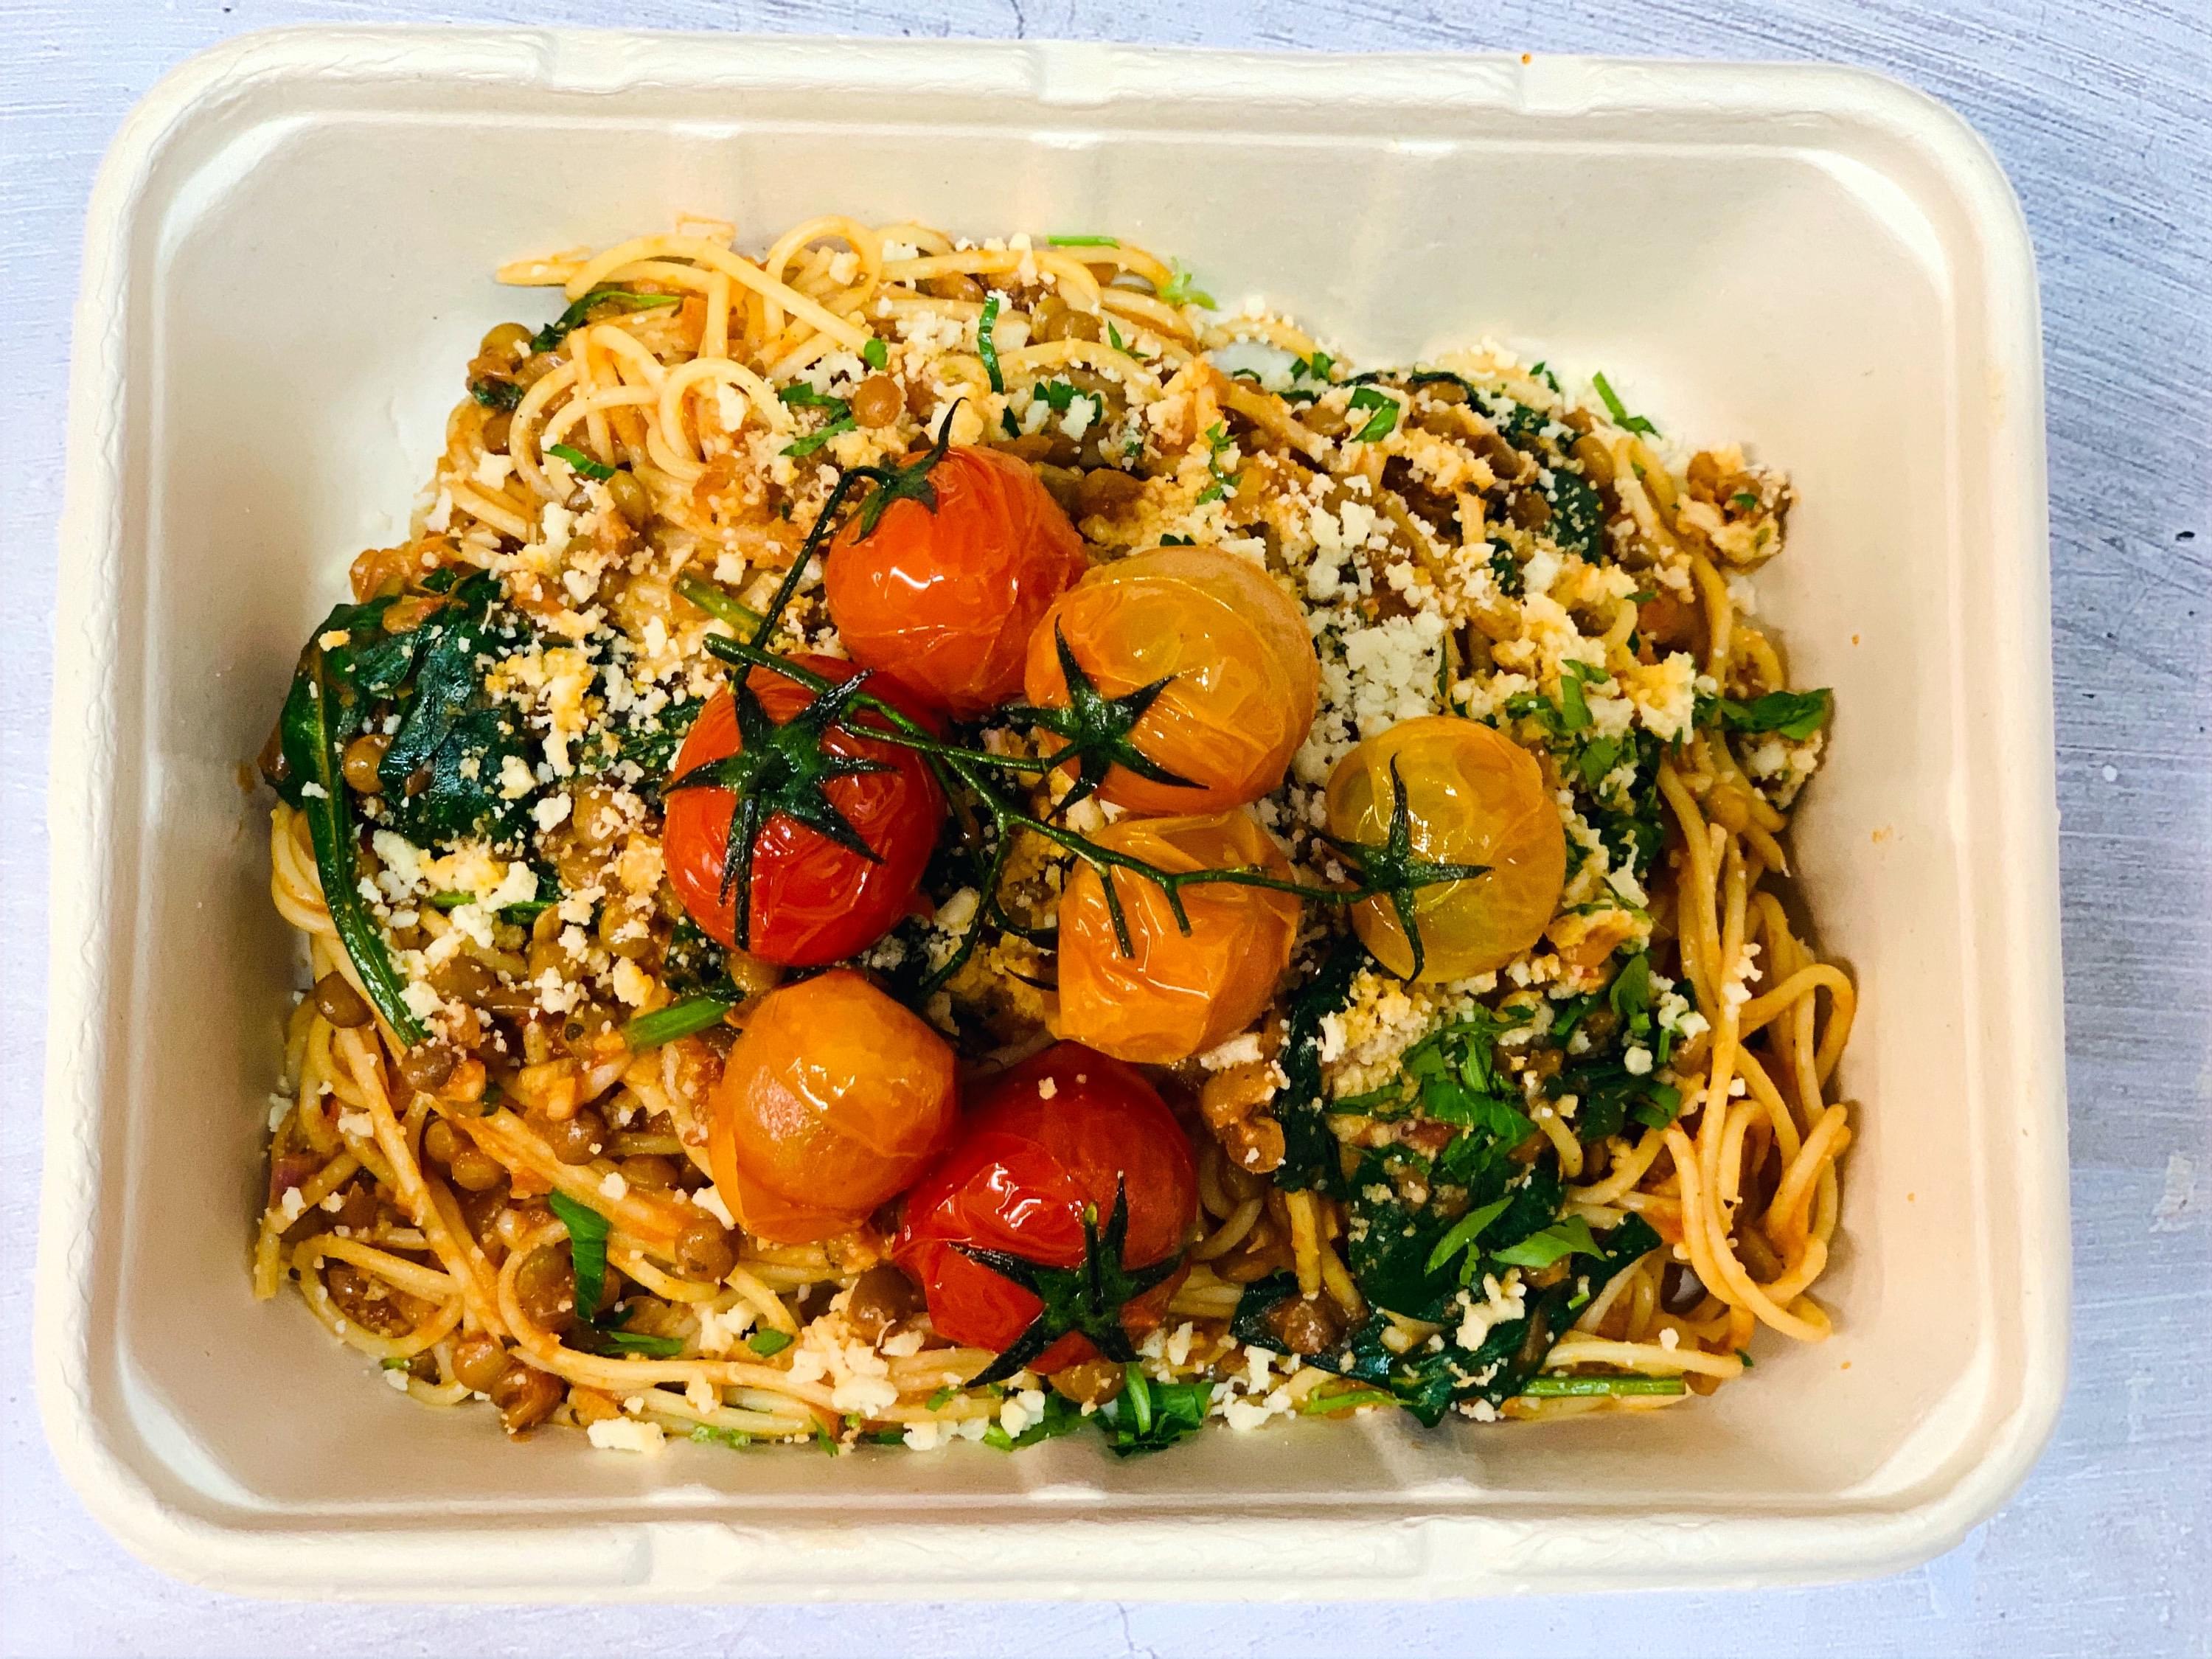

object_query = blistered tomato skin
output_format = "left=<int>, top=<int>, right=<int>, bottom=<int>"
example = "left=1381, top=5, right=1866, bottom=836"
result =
left=1056, top=810, right=1301, bottom=1064
left=662, top=656, right=943, bottom=967
left=892, top=1044, right=1197, bottom=1372
left=1324, top=716, right=1566, bottom=981
left=824, top=445, right=1089, bottom=717
left=1023, top=545, right=1320, bottom=813
left=708, top=970, right=959, bottom=1244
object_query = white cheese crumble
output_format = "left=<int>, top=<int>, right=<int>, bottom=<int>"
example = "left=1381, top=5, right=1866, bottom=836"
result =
left=585, top=1418, right=666, bottom=1454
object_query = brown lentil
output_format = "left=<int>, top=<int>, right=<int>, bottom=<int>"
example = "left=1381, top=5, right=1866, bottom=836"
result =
left=851, top=373, right=903, bottom=428
left=545, top=1107, right=607, bottom=1166
left=340, top=733, right=389, bottom=794
left=310, top=971, right=372, bottom=1029
left=488, top=1363, right=562, bottom=1433
left=1048, top=1357, right=1127, bottom=1407
left=451, top=1333, right=509, bottom=1392
left=672, top=1212, right=737, bottom=1281
left=843, top=1264, right=922, bottom=1343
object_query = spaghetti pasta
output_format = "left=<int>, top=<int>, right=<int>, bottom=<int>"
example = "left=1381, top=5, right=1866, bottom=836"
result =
left=254, top=216, right=1854, bottom=1456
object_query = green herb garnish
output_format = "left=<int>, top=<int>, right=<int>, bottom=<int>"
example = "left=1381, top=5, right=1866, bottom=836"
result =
left=529, top=288, right=680, bottom=354
left=1158, top=259, right=1216, bottom=310
left=547, top=1190, right=611, bottom=1321
left=1591, top=371, right=1658, bottom=436
left=1716, top=688, right=1833, bottom=741
left=977, top=292, right=1004, bottom=392
left=1491, top=1215, right=1601, bottom=1270
left=1346, top=386, right=1399, bottom=444
left=1519, top=1374, right=1685, bottom=1398
left=748, top=1329, right=793, bottom=1357
left=782, top=416, right=857, bottom=459
left=546, top=442, right=615, bottom=481
left=1094, top=1367, right=1211, bottom=1456
left=862, top=336, right=890, bottom=370
left=1194, top=420, right=1234, bottom=503
left=622, top=992, right=736, bottom=1052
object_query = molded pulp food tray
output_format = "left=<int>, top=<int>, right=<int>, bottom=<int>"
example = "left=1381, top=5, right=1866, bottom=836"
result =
left=41, top=27, right=2065, bottom=1601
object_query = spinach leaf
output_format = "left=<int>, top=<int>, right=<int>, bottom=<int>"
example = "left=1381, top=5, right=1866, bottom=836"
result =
left=1346, top=1151, right=1559, bottom=1321
left=273, top=604, right=428, bottom=1046
left=1398, top=1010, right=1532, bottom=1147
left=1491, top=1215, right=1600, bottom=1270
left=582, top=695, right=702, bottom=800
left=372, top=575, right=540, bottom=849
left=1543, top=466, right=1605, bottom=560
left=1273, top=933, right=1368, bottom=1193
left=1093, top=1368, right=1211, bottom=1456
left=1234, top=1211, right=1663, bottom=1426
left=1560, top=1057, right=1683, bottom=1141
left=469, top=376, right=523, bottom=411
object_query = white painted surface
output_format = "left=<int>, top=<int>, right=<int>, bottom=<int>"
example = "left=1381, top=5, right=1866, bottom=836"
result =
left=0, top=1, right=2205, bottom=1655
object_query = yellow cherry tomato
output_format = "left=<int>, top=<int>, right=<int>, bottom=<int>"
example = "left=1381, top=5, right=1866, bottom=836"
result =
left=1057, top=810, right=1301, bottom=1063
left=1023, top=545, right=1320, bottom=814
left=1324, top=717, right=1565, bottom=981
left=707, top=969, right=958, bottom=1243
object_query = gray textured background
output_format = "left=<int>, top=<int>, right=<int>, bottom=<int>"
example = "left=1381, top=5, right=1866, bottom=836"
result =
left=2, top=1, right=2207, bottom=1655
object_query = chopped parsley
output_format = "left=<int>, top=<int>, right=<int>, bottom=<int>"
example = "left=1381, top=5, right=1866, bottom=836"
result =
left=1591, top=371, right=1658, bottom=436
left=1194, top=420, right=1236, bottom=503
left=1346, top=386, right=1400, bottom=444
left=546, top=442, right=614, bottom=481
left=1714, top=688, right=1833, bottom=740
left=546, top=1190, right=611, bottom=1320
left=1158, top=258, right=1216, bottom=310
left=977, top=292, right=1004, bottom=392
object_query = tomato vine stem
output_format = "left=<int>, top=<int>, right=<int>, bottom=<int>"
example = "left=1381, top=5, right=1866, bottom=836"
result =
left=712, top=429, right=1489, bottom=984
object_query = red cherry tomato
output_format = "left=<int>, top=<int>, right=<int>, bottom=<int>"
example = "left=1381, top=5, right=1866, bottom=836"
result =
left=664, top=655, right=942, bottom=966
left=824, top=445, right=1089, bottom=717
left=893, top=1043, right=1198, bottom=1373
left=708, top=969, right=959, bottom=1244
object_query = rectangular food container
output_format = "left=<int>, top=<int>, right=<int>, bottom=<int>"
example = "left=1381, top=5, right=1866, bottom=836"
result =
left=40, top=27, right=2065, bottom=1600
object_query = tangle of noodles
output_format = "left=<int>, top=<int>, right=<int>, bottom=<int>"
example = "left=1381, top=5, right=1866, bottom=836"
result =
left=255, top=217, right=1854, bottom=1450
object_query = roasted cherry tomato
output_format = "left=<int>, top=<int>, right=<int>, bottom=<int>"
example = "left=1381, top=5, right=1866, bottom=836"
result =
left=664, top=655, right=942, bottom=967
left=707, top=969, right=959, bottom=1244
left=1056, top=810, right=1301, bottom=1063
left=824, top=444, right=1089, bottom=717
left=1324, top=716, right=1565, bottom=981
left=1022, top=544, right=1319, bottom=813
left=892, top=1043, right=1197, bottom=1376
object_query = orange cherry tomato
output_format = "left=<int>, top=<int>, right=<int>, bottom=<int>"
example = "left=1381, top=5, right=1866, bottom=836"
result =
left=707, top=969, right=959, bottom=1244
left=663, top=656, right=942, bottom=967
left=824, top=445, right=1088, bottom=717
left=892, top=1043, right=1197, bottom=1374
left=1324, top=716, right=1565, bottom=981
left=1022, top=544, right=1319, bottom=813
left=1057, top=810, right=1301, bottom=1063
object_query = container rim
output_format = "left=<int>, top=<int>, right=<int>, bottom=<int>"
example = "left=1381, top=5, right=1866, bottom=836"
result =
left=38, top=24, right=2067, bottom=1601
